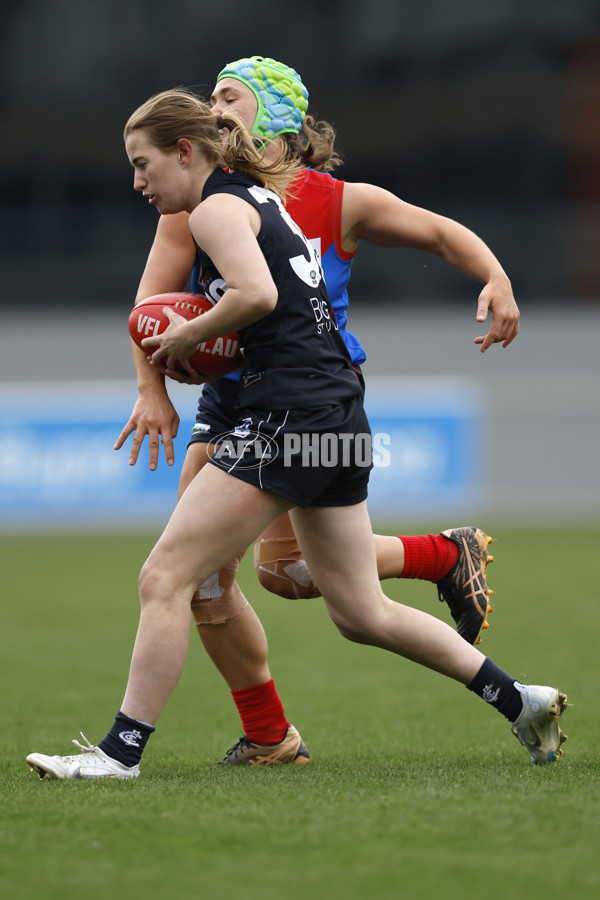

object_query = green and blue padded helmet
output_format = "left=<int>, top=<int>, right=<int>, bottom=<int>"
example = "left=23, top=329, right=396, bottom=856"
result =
left=216, top=55, right=309, bottom=138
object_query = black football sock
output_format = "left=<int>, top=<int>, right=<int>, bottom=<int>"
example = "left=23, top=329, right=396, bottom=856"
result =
left=98, top=711, right=155, bottom=767
left=466, top=658, right=524, bottom=723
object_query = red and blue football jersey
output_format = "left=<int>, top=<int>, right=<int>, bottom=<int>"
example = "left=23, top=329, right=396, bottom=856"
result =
left=286, top=169, right=366, bottom=367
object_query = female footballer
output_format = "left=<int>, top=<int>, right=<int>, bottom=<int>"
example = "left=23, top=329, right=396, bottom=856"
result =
left=26, top=90, right=565, bottom=779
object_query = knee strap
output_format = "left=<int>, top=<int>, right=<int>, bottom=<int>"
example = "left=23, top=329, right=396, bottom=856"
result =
left=191, top=554, right=247, bottom=625
left=254, top=537, right=321, bottom=600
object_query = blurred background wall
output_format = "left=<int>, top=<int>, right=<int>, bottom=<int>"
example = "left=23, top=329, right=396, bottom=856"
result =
left=1, top=0, right=599, bottom=527
left=2, top=0, right=600, bottom=306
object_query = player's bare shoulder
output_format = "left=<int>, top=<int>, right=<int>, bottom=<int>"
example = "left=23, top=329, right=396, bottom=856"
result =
left=193, top=193, right=260, bottom=242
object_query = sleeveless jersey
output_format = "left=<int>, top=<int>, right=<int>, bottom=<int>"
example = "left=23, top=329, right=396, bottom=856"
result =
left=193, top=168, right=360, bottom=411
left=191, top=168, right=366, bottom=377
left=285, top=168, right=366, bottom=367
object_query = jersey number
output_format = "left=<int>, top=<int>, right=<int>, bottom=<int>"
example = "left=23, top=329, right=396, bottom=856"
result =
left=248, top=185, right=324, bottom=289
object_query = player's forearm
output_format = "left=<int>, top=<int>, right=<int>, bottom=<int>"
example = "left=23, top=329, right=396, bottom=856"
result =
left=131, top=337, right=168, bottom=396
left=435, top=219, right=510, bottom=289
left=180, top=286, right=275, bottom=345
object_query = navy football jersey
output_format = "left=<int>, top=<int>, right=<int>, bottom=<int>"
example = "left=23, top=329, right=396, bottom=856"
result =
left=192, top=168, right=360, bottom=410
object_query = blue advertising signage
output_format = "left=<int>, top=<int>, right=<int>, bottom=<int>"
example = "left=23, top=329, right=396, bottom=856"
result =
left=0, top=378, right=483, bottom=528
left=363, top=378, right=484, bottom=517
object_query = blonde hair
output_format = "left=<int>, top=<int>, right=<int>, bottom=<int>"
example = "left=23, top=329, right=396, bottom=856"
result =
left=124, top=89, right=302, bottom=199
left=283, top=115, right=343, bottom=172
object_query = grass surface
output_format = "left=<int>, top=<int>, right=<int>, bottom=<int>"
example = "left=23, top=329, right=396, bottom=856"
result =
left=1, top=525, right=599, bottom=899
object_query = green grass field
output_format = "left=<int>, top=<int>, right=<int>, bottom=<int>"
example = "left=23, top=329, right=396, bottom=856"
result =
left=1, top=524, right=599, bottom=899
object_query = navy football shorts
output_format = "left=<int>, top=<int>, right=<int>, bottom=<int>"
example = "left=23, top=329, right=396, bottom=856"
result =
left=188, top=379, right=240, bottom=445
left=206, top=396, right=372, bottom=509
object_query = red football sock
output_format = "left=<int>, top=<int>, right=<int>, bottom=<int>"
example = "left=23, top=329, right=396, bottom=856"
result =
left=398, top=533, right=459, bottom=583
left=230, top=678, right=290, bottom=745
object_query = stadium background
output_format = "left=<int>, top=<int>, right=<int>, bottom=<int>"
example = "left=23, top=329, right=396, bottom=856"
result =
left=1, top=0, right=599, bottom=527
left=2, top=11, right=598, bottom=898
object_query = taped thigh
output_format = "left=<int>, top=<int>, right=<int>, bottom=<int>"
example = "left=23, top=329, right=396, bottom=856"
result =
left=191, top=554, right=247, bottom=625
left=254, top=536, right=321, bottom=600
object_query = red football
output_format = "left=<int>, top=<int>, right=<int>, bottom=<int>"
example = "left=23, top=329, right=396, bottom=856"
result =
left=128, top=292, right=242, bottom=377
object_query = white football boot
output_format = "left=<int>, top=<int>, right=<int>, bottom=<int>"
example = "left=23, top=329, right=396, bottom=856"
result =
left=27, top=733, right=139, bottom=779
left=511, top=684, right=568, bottom=765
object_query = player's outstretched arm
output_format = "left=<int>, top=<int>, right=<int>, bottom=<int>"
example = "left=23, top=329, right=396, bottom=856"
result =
left=340, top=182, right=520, bottom=352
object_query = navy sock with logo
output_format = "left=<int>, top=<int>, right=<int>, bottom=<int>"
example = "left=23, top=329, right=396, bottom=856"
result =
left=98, top=711, right=155, bottom=768
left=466, top=658, right=524, bottom=723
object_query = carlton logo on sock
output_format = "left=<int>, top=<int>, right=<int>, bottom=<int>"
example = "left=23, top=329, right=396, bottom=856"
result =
left=118, top=729, right=143, bottom=747
left=482, top=684, right=500, bottom=704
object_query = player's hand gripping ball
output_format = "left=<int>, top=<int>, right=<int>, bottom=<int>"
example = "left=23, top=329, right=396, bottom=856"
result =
left=128, top=292, right=242, bottom=377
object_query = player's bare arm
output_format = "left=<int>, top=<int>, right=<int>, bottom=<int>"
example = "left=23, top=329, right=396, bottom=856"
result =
left=143, top=196, right=277, bottom=370
left=115, top=212, right=196, bottom=469
left=340, top=182, right=519, bottom=352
